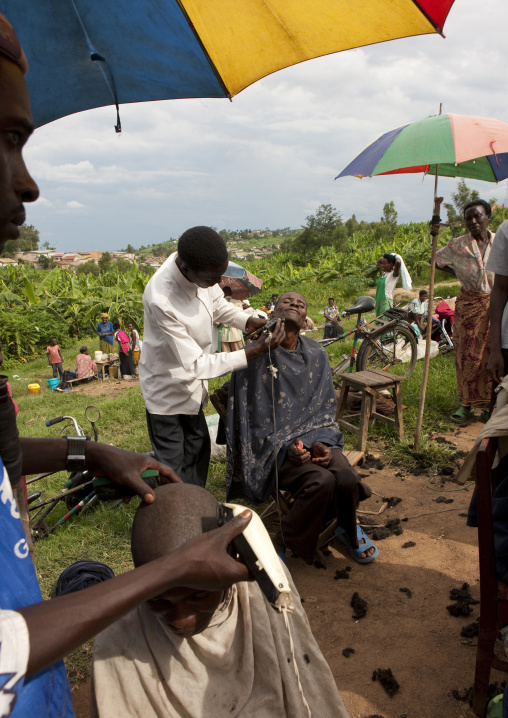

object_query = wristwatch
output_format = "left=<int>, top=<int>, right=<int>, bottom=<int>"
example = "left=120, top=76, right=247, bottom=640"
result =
left=66, top=436, right=90, bottom=471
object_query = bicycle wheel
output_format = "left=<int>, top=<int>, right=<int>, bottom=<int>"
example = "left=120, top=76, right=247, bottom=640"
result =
left=356, top=324, right=418, bottom=379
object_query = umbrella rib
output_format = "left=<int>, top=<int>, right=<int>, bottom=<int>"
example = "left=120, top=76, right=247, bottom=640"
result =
left=68, top=0, right=122, bottom=132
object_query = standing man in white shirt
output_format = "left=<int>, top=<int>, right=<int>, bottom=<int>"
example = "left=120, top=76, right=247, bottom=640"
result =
left=139, top=226, right=284, bottom=486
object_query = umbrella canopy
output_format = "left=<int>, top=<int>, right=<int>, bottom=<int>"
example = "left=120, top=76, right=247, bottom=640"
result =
left=220, top=261, right=262, bottom=300
left=3, top=0, right=455, bottom=128
left=336, top=113, right=508, bottom=182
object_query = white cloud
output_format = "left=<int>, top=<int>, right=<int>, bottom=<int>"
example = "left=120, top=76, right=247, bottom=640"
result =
left=66, top=201, right=86, bottom=209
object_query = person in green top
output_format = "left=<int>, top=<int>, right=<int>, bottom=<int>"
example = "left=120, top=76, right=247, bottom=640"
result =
left=375, top=254, right=401, bottom=316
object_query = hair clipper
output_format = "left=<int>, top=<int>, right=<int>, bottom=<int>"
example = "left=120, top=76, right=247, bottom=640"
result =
left=217, top=502, right=293, bottom=612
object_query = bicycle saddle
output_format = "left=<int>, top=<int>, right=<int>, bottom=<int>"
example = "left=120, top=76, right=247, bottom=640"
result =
left=343, top=296, right=376, bottom=315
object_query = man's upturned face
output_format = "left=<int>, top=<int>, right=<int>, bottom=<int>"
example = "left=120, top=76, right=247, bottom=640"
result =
left=147, top=587, right=224, bottom=638
left=0, top=57, right=39, bottom=253
left=465, top=205, right=489, bottom=239
left=273, top=292, right=307, bottom=329
left=183, top=260, right=228, bottom=289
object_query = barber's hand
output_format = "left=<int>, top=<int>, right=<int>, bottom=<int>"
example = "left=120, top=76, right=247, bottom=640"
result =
left=86, top=443, right=181, bottom=504
left=244, top=318, right=285, bottom=360
left=311, top=441, right=332, bottom=468
left=169, top=511, right=253, bottom=590
left=487, top=349, right=505, bottom=384
left=287, top=438, right=311, bottom=465
left=245, top=317, right=266, bottom=333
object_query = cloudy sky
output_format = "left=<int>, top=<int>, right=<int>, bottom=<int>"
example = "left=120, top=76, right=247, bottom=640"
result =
left=23, top=0, right=508, bottom=252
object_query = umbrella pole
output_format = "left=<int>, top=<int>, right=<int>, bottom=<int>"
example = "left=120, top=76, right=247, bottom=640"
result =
left=413, top=172, right=443, bottom=450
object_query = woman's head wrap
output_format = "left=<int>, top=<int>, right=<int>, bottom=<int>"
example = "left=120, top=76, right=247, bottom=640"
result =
left=55, top=560, right=115, bottom=596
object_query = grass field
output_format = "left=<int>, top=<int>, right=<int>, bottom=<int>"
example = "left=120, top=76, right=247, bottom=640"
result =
left=7, top=306, right=460, bottom=685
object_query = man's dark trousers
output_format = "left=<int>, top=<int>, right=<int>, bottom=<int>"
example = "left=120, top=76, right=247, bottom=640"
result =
left=145, top=409, right=210, bottom=486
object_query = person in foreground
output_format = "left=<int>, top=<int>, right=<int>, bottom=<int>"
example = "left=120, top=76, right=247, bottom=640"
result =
left=225, top=292, right=377, bottom=564
left=139, top=227, right=283, bottom=486
left=435, top=200, right=494, bottom=423
left=91, top=484, right=350, bottom=718
left=0, top=16, right=253, bottom=717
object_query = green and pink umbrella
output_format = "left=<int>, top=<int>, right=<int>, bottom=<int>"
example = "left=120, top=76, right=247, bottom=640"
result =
left=336, top=113, right=508, bottom=183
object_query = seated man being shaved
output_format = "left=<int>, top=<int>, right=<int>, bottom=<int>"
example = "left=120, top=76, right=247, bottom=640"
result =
left=225, top=292, right=378, bottom=564
left=91, top=484, right=350, bottom=718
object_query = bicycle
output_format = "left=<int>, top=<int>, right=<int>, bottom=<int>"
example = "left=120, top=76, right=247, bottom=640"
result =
left=27, top=405, right=158, bottom=539
left=319, top=295, right=419, bottom=381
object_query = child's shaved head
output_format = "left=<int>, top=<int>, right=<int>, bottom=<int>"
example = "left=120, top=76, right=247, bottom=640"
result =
left=131, top=484, right=219, bottom=567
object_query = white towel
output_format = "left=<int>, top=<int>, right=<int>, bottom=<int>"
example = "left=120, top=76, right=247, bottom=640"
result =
left=395, top=253, right=412, bottom=290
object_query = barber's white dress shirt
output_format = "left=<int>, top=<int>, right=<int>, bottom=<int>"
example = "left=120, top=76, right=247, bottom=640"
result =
left=139, top=254, right=248, bottom=416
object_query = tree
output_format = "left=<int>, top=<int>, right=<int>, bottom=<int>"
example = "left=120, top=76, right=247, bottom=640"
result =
left=2, top=223, right=40, bottom=256
left=444, top=179, right=480, bottom=236
left=285, top=204, right=346, bottom=261
left=77, top=260, right=100, bottom=277
left=98, top=251, right=112, bottom=272
left=42, top=241, right=52, bottom=250
left=124, top=243, right=135, bottom=254
left=381, top=201, right=398, bottom=229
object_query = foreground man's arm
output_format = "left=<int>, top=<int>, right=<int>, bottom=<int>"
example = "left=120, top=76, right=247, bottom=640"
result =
left=18, top=512, right=251, bottom=677
left=20, top=439, right=182, bottom=503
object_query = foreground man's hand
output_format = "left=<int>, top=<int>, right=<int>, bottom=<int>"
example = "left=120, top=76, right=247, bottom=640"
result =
left=85, top=443, right=182, bottom=503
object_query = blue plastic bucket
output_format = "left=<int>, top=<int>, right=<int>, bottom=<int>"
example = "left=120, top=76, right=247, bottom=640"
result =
left=47, top=378, right=60, bottom=390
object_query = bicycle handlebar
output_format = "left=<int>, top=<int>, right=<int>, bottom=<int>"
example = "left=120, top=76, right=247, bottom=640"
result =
left=45, top=416, right=65, bottom=427
left=45, top=414, right=82, bottom=435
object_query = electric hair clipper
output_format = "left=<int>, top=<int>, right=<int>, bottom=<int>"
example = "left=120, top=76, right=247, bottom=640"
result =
left=217, top=502, right=293, bottom=612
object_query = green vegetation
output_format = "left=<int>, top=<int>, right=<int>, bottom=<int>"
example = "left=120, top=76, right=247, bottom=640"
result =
left=0, top=264, right=148, bottom=363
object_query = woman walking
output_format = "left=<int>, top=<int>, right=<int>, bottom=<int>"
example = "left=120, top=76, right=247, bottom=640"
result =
left=113, top=322, right=136, bottom=379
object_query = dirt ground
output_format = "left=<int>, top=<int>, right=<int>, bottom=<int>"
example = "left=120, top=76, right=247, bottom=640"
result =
left=67, top=375, right=140, bottom=398
left=70, top=418, right=500, bottom=718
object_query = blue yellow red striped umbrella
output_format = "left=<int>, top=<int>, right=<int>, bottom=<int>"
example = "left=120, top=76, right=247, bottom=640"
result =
left=2, top=0, right=456, bottom=129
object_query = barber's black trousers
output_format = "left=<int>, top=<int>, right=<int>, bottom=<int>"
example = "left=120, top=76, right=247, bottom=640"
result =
left=145, top=409, right=210, bottom=487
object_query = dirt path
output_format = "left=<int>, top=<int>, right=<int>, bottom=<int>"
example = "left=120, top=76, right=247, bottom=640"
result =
left=71, top=418, right=497, bottom=718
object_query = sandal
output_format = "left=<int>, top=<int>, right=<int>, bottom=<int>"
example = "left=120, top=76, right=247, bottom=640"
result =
left=334, top=525, right=379, bottom=564
left=451, top=405, right=473, bottom=424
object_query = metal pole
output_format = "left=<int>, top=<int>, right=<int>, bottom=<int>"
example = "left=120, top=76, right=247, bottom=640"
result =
left=414, top=194, right=443, bottom=450
left=414, top=103, right=443, bottom=451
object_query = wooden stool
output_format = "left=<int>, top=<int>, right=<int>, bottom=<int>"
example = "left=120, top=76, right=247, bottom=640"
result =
left=335, top=369, right=404, bottom=452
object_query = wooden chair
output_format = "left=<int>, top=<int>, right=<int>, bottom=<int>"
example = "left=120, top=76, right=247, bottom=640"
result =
left=335, top=369, right=404, bottom=453
left=473, top=436, right=508, bottom=716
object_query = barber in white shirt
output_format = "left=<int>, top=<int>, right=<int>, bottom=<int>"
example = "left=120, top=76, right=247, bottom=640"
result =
left=139, top=226, right=285, bottom=486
